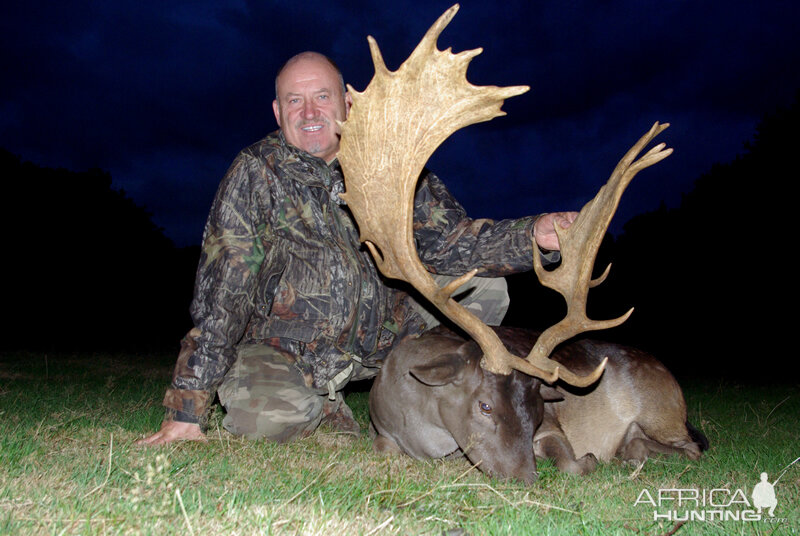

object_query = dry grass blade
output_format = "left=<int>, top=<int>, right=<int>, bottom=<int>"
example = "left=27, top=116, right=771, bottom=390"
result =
left=81, top=433, right=113, bottom=499
left=394, top=462, right=482, bottom=508
left=627, top=459, right=646, bottom=481
left=274, top=461, right=339, bottom=513
left=175, top=487, right=195, bottom=536
left=365, top=515, right=395, bottom=535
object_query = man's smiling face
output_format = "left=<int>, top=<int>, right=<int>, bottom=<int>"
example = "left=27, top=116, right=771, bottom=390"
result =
left=272, top=53, right=352, bottom=163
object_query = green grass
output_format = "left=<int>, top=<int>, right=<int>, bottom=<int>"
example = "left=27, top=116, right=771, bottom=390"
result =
left=1, top=352, right=798, bottom=535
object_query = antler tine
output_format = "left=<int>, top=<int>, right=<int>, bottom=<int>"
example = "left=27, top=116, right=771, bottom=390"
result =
left=525, top=122, right=672, bottom=386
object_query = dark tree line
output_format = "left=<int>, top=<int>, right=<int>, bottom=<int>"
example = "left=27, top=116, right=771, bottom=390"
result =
left=2, top=149, right=198, bottom=353
left=506, top=92, right=798, bottom=379
left=3, top=93, right=796, bottom=378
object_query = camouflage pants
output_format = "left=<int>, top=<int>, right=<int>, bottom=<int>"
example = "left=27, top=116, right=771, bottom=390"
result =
left=217, top=275, right=508, bottom=441
left=217, top=344, right=375, bottom=442
left=408, top=273, right=509, bottom=329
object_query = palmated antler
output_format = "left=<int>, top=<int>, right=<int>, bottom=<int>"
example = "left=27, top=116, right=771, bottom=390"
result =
left=529, top=121, right=672, bottom=371
left=338, top=4, right=671, bottom=387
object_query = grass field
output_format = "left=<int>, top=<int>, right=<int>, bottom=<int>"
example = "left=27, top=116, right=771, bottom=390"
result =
left=1, top=352, right=798, bottom=535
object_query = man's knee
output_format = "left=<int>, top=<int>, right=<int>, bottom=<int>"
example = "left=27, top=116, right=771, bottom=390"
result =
left=413, top=275, right=509, bottom=328
left=460, top=276, right=509, bottom=326
left=222, top=386, right=324, bottom=442
left=218, top=344, right=324, bottom=442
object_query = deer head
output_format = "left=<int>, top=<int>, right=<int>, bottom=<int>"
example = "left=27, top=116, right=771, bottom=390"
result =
left=338, top=4, right=672, bottom=387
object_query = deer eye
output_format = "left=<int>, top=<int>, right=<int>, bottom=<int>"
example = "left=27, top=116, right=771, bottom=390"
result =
left=479, top=401, right=492, bottom=416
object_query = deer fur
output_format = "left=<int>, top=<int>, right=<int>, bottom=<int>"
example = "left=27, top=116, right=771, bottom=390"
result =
left=370, top=326, right=708, bottom=481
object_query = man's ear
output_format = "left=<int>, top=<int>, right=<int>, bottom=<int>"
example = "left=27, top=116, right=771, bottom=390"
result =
left=272, top=99, right=281, bottom=127
left=344, top=91, right=353, bottom=119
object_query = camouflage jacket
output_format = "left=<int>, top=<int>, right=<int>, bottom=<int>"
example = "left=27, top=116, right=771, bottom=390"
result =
left=163, top=131, right=540, bottom=424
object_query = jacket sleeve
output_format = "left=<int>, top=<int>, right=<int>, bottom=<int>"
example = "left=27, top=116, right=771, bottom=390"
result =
left=162, top=151, right=271, bottom=426
left=412, top=170, right=546, bottom=277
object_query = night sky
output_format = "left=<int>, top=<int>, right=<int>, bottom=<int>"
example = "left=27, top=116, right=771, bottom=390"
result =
left=3, top=1, right=798, bottom=247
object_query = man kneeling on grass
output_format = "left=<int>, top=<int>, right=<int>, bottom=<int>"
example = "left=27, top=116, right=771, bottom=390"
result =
left=137, top=51, right=573, bottom=446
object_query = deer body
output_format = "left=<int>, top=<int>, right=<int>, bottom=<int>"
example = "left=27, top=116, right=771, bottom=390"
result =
left=371, top=326, right=707, bottom=480
left=532, top=337, right=705, bottom=475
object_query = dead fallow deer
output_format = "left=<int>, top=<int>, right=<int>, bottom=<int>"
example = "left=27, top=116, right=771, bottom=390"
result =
left=337, top=4, right=706, bottom=482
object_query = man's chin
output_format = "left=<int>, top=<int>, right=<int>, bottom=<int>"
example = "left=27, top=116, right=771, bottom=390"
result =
left=285, top=132, right=338, bottom=161
left=302, top=142, right=338, bottom=162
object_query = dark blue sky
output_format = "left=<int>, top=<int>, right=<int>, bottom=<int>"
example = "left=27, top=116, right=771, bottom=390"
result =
left=3, top=1, right=798, bottom=247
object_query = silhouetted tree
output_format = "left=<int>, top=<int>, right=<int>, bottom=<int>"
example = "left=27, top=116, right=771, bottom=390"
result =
left=2, top=149, right=197, bottom=353
left=606, top=91, right=798, bottom=378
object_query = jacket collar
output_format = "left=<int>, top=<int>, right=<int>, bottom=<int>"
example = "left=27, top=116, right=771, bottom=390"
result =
left=274, top=130, right=341, bottom=189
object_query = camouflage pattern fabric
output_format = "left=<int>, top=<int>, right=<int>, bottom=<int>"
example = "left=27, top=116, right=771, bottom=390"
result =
left=163, top=130, right=540, bottom=426
left=216, top=276, right=507, bottom=441
left=409, top=274, right=510, bottom=329
left=215, top=343, right=366, bottom=442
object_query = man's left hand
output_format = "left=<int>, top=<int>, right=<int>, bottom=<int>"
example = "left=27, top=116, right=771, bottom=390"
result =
left=533, top=211, right=579, bottom=251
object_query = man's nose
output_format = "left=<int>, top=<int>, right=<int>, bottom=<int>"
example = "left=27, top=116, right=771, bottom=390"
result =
left=303, top=99, right=318, bottom=118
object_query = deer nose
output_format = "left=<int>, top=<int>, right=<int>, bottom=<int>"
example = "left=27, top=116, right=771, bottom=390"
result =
left=515, top=468, right=540, bottom=486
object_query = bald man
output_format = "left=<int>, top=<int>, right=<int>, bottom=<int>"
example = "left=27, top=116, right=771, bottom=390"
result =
left=138, top=52, right=574, bottom=446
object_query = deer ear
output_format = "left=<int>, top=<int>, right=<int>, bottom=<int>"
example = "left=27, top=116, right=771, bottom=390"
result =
left=540, top=385, right=564, bottom=402
left=410, top=353, right=466, bottom=386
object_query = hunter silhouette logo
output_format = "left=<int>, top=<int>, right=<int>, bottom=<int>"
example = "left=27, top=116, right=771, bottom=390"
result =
left=752, top=456, right=800, bottom=519
left=751, top=472, right=777, bottom=516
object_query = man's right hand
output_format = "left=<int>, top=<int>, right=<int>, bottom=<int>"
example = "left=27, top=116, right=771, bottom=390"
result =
left=135, top=420, right=207, bottom=446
